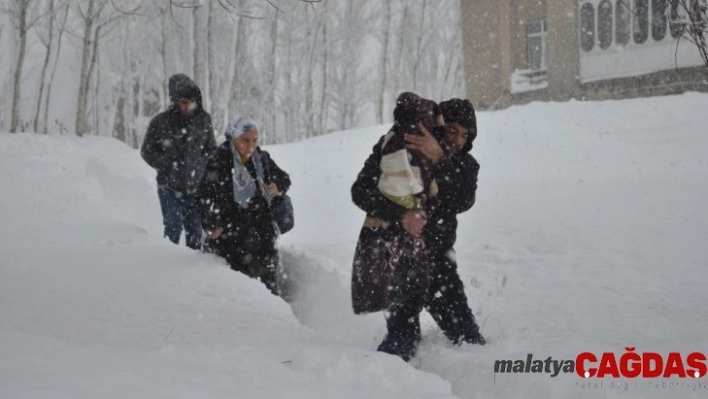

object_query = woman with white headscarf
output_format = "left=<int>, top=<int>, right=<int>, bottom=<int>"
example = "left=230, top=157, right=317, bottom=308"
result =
left=195, top=117, right=291, bottom=294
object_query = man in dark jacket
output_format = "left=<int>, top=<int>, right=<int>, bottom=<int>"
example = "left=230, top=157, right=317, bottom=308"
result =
left=420, top=98, right=485, bottom=346
left=351, top=98, right=484, bottom=361
left=141, top=74, right=216, bottom=249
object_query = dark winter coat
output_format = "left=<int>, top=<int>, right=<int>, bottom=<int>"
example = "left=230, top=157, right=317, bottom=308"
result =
left=194, top=142, right=291, bottom=274
left=351, top=127, right=435, bottom=314
left=141, top=74, right=216, bottom=194
left=351, top=121, right=479, bottom=255
left=431, top=98, right=479, bottom=252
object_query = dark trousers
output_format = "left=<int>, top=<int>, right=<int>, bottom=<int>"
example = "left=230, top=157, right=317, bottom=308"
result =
left=424, top=251, right=479, bottom=344
left=379, top=247, right=430, bottom=356
left=384, top=249, right=478, bottom=345
left=157, top=187, right=201, bottom=250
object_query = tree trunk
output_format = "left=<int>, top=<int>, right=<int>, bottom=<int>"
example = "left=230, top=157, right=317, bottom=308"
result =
left=83, top=24, right=101, bottom=136
left=159, top=6, right=169, bottom=108
left=193, top=3, right=206, bottom=100
left=377, top=0, right=392, bottom=124
left=93, top=47, right=101, bottom=136
left=318, top=5, right=328, bottom=134
left=34, top=0, right=55, bottom=133
left=207, top=0, right=217, bottom=120
left=395, top=6, right=409, bottom=93
left=284, top=23, right=293, bottom=142
left=113, top=21, right=131, bottom=143
left=412, top=0, right=427, bottom=93
left=10, top=1, right=29, bottom=133
left=75, top=0, right=96, bottom=137
left=305, top=13, right=320, bottom=136
left=44, top=3, right=68, bottom=133
left=268, top=8, right=279, bottom=141
left=228, top=0, right=247, bottom=115
left=113, top=95, right=126, bottom=143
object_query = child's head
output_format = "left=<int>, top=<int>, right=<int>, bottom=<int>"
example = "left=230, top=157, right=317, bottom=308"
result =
left=393, top=92, right=443, bottom=132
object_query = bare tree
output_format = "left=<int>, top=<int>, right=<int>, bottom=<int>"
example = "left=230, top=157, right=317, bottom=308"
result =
left=192, top=1, right=207, bottom=94
left=318, top=2, right=328, bottom=134
left=228, top=0, right=249, bottom=117
left=376, top=0, right=392, bottom=124
left=207, top=0, right=216, bottom=117
left=267, top=6, right=280, bottom=137
left=75, top=0, right=107, bottom=136
left=3, top=0, right=41, bottom=132
left=33, top=0, right=58, bottom=132
left=42, top=2, right=69, bottom=133
left=2, top=0, right=464, bottom=145
left=75, top=0, right=136, bottom=137
left=670, top=0, right=708, bottom=66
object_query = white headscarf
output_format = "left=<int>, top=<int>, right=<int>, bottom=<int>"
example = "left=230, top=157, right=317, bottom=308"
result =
left=224, top=116, right=268, bottom=209
left=225, top=117, right=258, bottom=141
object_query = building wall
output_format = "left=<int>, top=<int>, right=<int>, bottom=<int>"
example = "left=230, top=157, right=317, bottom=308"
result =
left=546, top=0, right=580, bottom=100
left=461, top=0, right=513, bottom=109
left=461, top=0, right=708, bottom=109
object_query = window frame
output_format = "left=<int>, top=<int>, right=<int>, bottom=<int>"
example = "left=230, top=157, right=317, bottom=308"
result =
left=526, top=19, right=548, bottom=70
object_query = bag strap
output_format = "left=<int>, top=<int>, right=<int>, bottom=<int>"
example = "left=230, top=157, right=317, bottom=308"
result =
left=251, top=152, right=272, bottom=205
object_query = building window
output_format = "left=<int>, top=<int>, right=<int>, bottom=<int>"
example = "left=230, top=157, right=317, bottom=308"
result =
left=526, top=19, right=548, bottom=70
left=598, top=0, right=614, bottom=49
left=580, top=3, right=596, bottom=51
left=580, top=0, right=688, bottom=53
left=616, top=0, right=632, bottom=46
left=669, top=0, right=684, bottom=38
left=652, top=0, right=668, bottom=41
left=634, top=0, right=649, bottom=44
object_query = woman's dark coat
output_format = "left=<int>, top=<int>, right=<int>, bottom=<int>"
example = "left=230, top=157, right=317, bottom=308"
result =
left=195, top=142, right=291, bottom=275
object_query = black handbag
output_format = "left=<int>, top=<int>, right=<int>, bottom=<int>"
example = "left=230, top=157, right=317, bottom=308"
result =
left=253, top=152, right=294, bottom=235
left=273, top=194, right=294, bottom=234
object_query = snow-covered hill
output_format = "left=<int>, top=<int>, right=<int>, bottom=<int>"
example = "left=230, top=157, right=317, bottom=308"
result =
left=2, top=93, right=708, bottom=398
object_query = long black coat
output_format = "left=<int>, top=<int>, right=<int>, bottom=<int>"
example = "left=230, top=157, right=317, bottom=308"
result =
left=351, top=133, right=479, bottom=254
left=194, top=143, right=291, bottom=274
left=141, top=74, right=216, bottom=193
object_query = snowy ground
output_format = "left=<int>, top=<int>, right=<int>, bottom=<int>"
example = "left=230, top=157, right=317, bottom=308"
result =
left=1, top=93, right=707, bottom=398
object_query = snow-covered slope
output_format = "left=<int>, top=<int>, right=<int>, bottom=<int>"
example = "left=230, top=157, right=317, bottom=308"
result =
left=2, top=93, right=708, bottom=398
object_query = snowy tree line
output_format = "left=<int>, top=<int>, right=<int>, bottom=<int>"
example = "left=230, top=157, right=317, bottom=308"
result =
left=0, top=0, right=465, bottom=147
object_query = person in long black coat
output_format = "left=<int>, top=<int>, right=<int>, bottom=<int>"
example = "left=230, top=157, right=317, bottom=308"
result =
left=195, top=117, right=291, bottom=294
left=141, top=73, right=216, bottom=249
left=351, top=98, right=484, bottom=361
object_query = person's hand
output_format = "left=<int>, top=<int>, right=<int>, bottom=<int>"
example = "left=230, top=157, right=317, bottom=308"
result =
left=209, top=226, right=223, bottom=240
left=401, top=209, right=427, bottom=238
left=266, top=182, right=279, bottom=197
left=405, top=123, right=444, bottom=164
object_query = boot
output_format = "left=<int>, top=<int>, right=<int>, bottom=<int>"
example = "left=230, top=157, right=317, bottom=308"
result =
left=377, top=332, right=419, bottom=362
left=457, top=323, right=486, bottom=346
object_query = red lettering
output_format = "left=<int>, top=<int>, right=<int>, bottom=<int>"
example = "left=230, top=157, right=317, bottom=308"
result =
left=663, top=352, right=687, bottom=378
left=597, top=352, right=621, bottom=378
left=687, top=352, right=707, bottom=378
left=620, top=347, right=642, bottom=378
left=642, top=352, right=663, bottom=378
left=576, top=352, right=597, bottom=378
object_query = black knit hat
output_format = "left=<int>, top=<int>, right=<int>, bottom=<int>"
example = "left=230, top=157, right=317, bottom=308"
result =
left=393, top=92, right=442, bottom=131
left=439, top=98, right=477, bottom=151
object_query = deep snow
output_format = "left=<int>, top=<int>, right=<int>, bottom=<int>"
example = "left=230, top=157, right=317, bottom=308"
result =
left=2, top=93, right=708, bottom=398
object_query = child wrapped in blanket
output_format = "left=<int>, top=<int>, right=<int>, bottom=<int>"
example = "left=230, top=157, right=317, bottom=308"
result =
left=371, top=92, right=454, bottom=312
left=378, top=92, right=451, bottom=214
